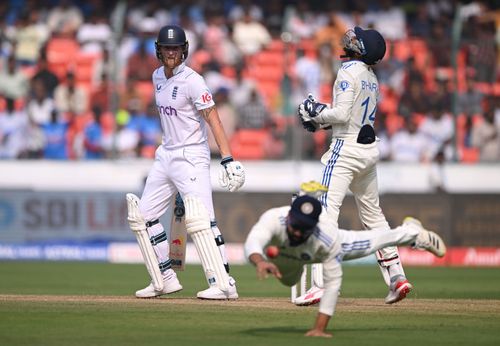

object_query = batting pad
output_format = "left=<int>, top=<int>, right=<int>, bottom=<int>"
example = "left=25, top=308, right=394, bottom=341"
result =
left=126, top=193, right=164, bottom=291
left=184, top=195, right=229, bottom=292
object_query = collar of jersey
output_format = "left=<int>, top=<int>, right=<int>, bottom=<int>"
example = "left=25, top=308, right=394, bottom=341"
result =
left=167, top=62, right=186, bottom=79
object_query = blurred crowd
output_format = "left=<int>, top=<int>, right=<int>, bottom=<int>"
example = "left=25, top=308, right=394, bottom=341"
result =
left=0, top=0, right=498, bottom=162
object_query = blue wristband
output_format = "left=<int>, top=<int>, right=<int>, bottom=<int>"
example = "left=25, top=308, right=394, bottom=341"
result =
left=220, top=156, right=234, bottom=166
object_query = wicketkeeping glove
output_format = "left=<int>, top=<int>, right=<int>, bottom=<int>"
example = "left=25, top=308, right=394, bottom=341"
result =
left=297, top=94, right=328, bottom=132
left=219, top=156, right=245, bottom=192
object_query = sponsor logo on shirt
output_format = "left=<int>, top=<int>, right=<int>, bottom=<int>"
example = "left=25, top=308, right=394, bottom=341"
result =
left=172, top=86, right=178, bottom=99
left=157, top=105, right=178, bottom=116
left=201, top=92, right=212, bottom=104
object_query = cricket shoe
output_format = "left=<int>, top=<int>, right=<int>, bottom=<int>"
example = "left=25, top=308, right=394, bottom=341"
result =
left=385, top=275, right=413, bottom=304
left=404, top=217, right=447, bottom=257
left=135, top=270, right=183, bottom=298
left=294, top=286, right=324, bottom=306
left=197, top=276, right=238, bottom=300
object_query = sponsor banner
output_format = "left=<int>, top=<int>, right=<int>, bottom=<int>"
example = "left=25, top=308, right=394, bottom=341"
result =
left=448, top=247, right=500, bottom=267
left=2, top=243, right=500, bottom=267
left=108, top=243, right=248, bottom=265
left=399, top=247, right=500, bottom=266
left=0, top=243, right=108, bottom=261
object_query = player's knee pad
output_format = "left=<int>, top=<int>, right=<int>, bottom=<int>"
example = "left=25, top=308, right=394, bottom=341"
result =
left=184, top=195, right=229, bottom=291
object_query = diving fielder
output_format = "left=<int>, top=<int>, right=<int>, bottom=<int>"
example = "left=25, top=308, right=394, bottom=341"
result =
left=245, top=194, right=446, bottom=338
left=297, top=27, right=410, bottom=305
left=127, top=25, right=245, bottom=300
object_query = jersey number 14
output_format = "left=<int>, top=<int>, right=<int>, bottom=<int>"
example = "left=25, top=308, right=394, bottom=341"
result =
left=361, top=97, right=377, bottom=125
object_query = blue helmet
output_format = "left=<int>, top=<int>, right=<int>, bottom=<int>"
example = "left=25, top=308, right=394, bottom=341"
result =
left=341, top=27, right=386, bottom=65
left=155, top=25, right=189, bottom=61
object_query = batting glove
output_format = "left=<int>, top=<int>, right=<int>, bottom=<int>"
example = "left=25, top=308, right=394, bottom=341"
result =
left=219, top=156, right=245, bottom=192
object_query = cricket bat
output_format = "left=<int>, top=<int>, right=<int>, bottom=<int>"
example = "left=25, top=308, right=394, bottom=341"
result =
left=169, top=193, right=187, bottom=271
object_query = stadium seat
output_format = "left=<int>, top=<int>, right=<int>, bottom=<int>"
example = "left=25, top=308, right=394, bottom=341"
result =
left=46, top=38, right=80, bottom=65
left=74, top=53, right=101, bottom=85
left=135, top=81, right=154, bottom=106
left=230, top=129, right=271, bottom=160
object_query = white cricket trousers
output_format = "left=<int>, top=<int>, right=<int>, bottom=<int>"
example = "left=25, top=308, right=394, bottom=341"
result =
left=320, top=138, right=400, bottom=268
left=318, top=223, right=420, bottom=316
left=138, top=143, right=229, bottom=274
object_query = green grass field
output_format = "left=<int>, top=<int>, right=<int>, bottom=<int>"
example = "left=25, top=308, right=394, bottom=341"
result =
left=1, top=262, right=499, bottom=345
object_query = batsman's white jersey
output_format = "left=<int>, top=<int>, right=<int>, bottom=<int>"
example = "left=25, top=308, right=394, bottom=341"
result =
left=153, top=63, right=214, bottom=149
left=316, top=60, right=399, bottom=271
left=244, top=207, right=421, bottom=316
left=138, top=63, right=222, bottom=273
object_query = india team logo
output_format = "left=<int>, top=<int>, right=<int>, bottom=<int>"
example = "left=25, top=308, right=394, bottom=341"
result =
left=301, top=202, right=314, bottom=215
left=339, top=80, right=350, bottom=91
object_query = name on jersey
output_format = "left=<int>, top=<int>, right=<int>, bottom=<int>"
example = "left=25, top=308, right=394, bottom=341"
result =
left=361, top=80, right=378, bottom=92
left=157, top=105, right=178, bottom=116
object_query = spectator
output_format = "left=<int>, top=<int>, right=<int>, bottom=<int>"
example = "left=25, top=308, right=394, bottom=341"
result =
left=54, top=71, right=88, bottom=117
left=262, top=0, right=285, bottom=38
left=41, top=110, right=69, bottom=160
left=374, top=110, right=391, bottom=161
left=0, top=97, right=28, bottom=158
left=46, top=0, right=84, bottom=38
left=126, top=39, right=159, bottom=81
left=284, top=0, right=317, bottom=40
left=113, top=110, right=140, bottom=158
left=364, top=0, right=407, bottom=41
left=118, top=76, right=144, bottom=114
left=293, top=48, right=321, bottom=106
left=471, top=105, right=500, bottom=162
left=408, top=5, right=432, bottom=38
left=202, top=10, right=240, bottom=66
left=90, top=72, right=112, bottom=112
left=232, top=8, right=272, bottom=56
left=390, top=116, right=428, bottom=162
left=427, top=21, right=452, bottom=68
left=27, top=78, right=56, bottom=126
left=13, top=9, right=50, bottom=65
left=83, top=106, right=107, bottom=159
left=0, top=54, right=29, bottom=102
left=237, top=89, right=272, bottom=129
left=135, top=102, right=162, bottom=158
left=76, top=9, right=112, bottom=54
left=419, top=106, right=454, bottom=161
left=428, top=79, right=452, bottom=114
left=314, top=11, right=347, bottom=58
left=229, top=66, right=257, bottom=109
left=18, top=115, right=45, bottom=159
left=31, top=54, right=60, bottom=97
left=228, top=0, right=263, bottom=23
left=398, top=79, right=430, bottom=118
left=458, top=78, right=484, bottom=117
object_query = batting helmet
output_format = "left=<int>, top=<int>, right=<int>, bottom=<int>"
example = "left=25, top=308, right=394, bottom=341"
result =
left=341, top=27, right=386, bottom=65
left=155, top=25, right=189, bottom=61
